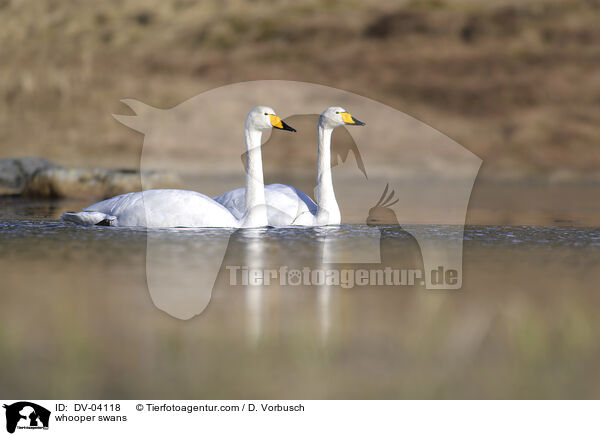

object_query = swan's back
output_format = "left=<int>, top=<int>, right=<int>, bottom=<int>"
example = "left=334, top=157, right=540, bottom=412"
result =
left=77, top=189, right=238, bottom=228
left=214, top=183, right=317, bottom=225
left=266, top=183, right=317, bottom=219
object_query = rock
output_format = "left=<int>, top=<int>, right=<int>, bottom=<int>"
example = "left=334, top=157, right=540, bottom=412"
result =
left=0, top=157, right=61, bottom=194
left=0, top=157, right=182, bottom=199
left=23, top=167, right=182, bottom=199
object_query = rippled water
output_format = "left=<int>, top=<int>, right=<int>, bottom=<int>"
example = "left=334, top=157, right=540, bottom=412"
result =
left=1, top=196, right=600, bottom=399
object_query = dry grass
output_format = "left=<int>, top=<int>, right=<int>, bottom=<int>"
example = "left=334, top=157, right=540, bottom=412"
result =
left=1, top=0, right=600, bottom=179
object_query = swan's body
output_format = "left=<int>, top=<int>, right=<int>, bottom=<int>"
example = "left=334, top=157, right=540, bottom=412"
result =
left=215, top=107, right=364, bottom=226
left=62, top=106, right=295, bottom=228
left=214, top=184, right=317, bottom=226
left=63, top=189, right=238, bottom=227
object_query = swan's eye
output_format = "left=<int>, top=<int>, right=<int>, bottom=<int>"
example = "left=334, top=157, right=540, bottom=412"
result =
left=336, top=111, right=339, bottom=114
left=264, top=113, right=268, bottom=115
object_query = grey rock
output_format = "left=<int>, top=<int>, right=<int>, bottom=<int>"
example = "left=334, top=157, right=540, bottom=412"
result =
left=0, top=157, right=182, bottom=198
left=0, top=157, right=61, bottom=194
left=23, top=167, right=182, bottom=199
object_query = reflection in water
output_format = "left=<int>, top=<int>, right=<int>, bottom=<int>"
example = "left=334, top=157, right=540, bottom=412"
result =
left=146, top=228, right=234, bottom=320
left=315, top=227, right=334, bottom=343
left=366, top=183, right=464, bottom=288
left=241, top=228, right=268, bottom=344
left=3, top=214, right=600, bottom=398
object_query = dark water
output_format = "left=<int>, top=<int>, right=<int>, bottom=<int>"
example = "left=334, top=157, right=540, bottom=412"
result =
left=1, top=197, right=600, bottom=399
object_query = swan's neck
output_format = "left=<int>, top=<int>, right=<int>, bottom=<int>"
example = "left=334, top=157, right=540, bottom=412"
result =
left=315, top=122, right=341, bottom=225
left=243, top=127, right=268, bottom=227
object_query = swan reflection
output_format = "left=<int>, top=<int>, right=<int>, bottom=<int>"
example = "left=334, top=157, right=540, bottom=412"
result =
left=240, top=228, right=268, bottom=344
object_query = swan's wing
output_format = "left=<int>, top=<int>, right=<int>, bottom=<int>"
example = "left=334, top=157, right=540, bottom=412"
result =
left=264, top=184, right=317, bottom=225
left=137, top=190, right=238, bottom=228
left=215, top=184, right=316, bottom=226
left=214, top=188, right=246, bottom=220
left=290, top=187, right=318, bottom=214
left=266, top=184, right=317, bottom=212
left=83, top=191, right=142, bottom=214
left=75, top=189, right=237, bottom=228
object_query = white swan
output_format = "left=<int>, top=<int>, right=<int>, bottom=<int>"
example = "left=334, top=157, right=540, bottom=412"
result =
left=215, top=106, right=364, bottom=226
left=62, top=106, right=296, bottom=228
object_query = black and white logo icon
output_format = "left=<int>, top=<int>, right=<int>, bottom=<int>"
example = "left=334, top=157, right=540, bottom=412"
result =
left=3, top=402, right=50, bottom=434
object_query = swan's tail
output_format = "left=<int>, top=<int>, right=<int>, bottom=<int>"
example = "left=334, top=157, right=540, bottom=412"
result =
left=62, top=211, right=116, bottom=226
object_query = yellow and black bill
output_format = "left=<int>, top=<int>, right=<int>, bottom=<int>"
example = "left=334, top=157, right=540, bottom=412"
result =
left=341, top=112, right=366, bottom=126
left=269, top=114, right=296, bottom=132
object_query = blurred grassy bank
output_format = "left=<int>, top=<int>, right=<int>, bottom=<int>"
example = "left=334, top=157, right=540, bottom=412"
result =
left=1, top=0, right=600, bottom=181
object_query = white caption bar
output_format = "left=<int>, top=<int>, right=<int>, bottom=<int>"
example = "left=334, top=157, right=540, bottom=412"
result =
left=1, top=400, right=598, bottom=435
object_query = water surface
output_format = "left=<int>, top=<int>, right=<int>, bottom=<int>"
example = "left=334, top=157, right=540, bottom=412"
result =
left=1, top=196, right=599, bottom=399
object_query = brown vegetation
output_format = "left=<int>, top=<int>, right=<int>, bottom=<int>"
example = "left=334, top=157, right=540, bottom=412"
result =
left=1, top=0, right=600, bottom=180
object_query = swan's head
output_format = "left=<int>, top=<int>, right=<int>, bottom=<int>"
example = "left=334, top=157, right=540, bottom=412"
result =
left=246, top=106, right=296, bottom=132
left=320, top=106, right=365, bottom=128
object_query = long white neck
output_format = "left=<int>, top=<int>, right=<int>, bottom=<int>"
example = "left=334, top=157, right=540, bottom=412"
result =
left=242, top=127, right=268, bottom=227
left=315, top=120, right=341, bottom=225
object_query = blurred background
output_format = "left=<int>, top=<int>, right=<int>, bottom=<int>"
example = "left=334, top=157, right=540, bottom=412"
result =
left=2, top=0, right=600, bottom=180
